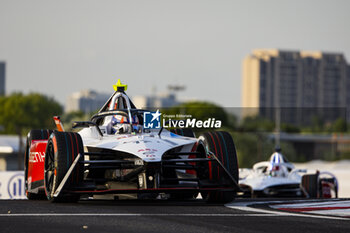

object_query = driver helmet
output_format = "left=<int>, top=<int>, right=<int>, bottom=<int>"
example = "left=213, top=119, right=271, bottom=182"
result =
left=110, top=114, right=141, bottom=134
left=111, top=115, right=130, bottom=134
left=267, top=152, right=289, bottom=177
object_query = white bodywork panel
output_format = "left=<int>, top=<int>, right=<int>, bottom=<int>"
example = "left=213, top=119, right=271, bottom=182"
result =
left=239, top=169, right=302, bottom=191
left=78, top=127, right=197, bottom=162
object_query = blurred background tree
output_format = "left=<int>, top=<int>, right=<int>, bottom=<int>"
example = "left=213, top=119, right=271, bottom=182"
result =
left=0, top=93, right=62, bottom=135
left=239, top=115, right=274, bottom=132
left=331, top=118, right=347, bottom=132
left=61, top=110, right=92, bottom=131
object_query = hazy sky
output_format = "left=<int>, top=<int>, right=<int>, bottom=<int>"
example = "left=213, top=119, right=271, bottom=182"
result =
left=1, top=0, right=350, bottom=107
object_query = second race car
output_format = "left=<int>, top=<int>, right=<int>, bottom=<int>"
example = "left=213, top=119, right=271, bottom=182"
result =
left=239, top=147, right=339, bottom=198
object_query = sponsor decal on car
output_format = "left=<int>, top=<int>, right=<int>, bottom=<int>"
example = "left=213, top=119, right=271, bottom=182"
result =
left=29, top=151, right=45, bottom=163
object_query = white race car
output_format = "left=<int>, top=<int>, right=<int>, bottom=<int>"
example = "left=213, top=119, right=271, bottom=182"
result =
left=24, top=80, right=239, bottom=203
left=239, top=149, right=338, bottom=198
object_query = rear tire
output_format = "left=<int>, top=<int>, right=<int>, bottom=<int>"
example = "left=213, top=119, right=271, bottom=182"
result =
left=44, top=131, right=84, bottom=202
left=199, top=131, right=238, bottom=203
left=24, top=129, right=52, bottom=200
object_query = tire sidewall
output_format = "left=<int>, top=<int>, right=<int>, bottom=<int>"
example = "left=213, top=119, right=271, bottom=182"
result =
left=199, top=131, right=238, bottom=203
left=44, top=131, right=83, bottom=202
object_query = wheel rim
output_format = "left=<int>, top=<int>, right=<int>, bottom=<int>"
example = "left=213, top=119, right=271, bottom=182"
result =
left=44, top=140, right=55, bottom=198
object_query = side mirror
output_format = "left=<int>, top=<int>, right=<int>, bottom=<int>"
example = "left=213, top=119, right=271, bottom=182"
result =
left=72, top=121, right=103, bottom=137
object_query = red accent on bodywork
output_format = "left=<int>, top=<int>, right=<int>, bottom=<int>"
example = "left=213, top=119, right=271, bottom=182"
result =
left=27, top=140, right=47, bottom=188
left=321, top=181, right=332, bottom=198
left=186, top=143, right=198, bottom=175
left=208, top=132, right=218, bottom=180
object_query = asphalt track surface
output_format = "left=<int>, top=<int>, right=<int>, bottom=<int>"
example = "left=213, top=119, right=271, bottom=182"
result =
left=0, top=199, right=349, bottom=233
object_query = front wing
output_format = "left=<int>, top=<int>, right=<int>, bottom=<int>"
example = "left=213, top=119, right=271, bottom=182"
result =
left=57, top=150, right=239, bottom=196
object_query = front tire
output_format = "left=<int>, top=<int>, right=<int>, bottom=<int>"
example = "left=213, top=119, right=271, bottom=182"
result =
left=44, top=131, right=84, bottom=202
left=199, top=131, right=238, bottom=203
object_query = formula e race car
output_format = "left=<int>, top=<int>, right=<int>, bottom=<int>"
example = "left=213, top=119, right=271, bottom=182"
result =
left=238, top=148, right=338, bottom=198
left=24, top=80, right=239, bottom=203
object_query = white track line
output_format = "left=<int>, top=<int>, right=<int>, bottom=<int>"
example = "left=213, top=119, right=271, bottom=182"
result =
left=304, top=209, right=350, bottom=217
left=0, top=213, right=277, bottom=217
left=225, top=201, right=348, bottom=221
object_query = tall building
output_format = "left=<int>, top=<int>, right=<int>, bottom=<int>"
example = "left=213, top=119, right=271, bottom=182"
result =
left=0, top=62, right=5, bottom=96
left=65, top=90, right=110, bottom=113
left=242, top=49, right=350, bottom=125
